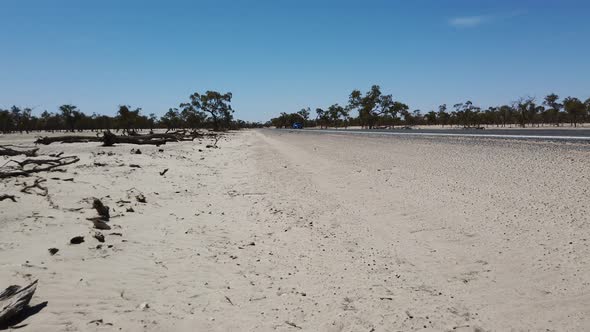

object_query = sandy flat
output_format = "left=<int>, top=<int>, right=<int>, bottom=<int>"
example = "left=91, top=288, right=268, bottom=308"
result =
left=1, top=130, right=589, bottom=331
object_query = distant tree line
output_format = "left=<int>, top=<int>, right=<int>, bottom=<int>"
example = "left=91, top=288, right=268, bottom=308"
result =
left=0, top=90, right=262, bottom=134
left=269, top=86, right=590, bottom=129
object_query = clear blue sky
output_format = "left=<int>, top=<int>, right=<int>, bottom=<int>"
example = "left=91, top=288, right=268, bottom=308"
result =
left=1, top=0, right=589, bottom=121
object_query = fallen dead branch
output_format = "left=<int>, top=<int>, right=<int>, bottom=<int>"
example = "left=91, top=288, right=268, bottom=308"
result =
left=20, top=178, right=48, bottom=196
left=0, top=156, right=80, bottom=178
left=285, top=321, right=302, bottom=329
left=0, top=280, right=39, bottom=328
left=0, top=145, right=39, bottom=157
left=224, top=296, right=234, bottom=306
left=50, top=177, right=74, bottom=182
left=0, top=195, right=17, bottom=202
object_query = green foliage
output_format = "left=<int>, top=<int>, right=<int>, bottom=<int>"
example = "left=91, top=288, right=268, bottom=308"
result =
left=59, top=104, right=80, bottom=132
left=183, top=91, right=233, bottom=131
left=117, top=105, right=142, bottom=133
left=563, top=97, right=586, bottom=127
left=347, top=85, right=408, bottom=128
left=269, top=86, right=589, bottom=129
left=0, top=89, right=261, bottom=133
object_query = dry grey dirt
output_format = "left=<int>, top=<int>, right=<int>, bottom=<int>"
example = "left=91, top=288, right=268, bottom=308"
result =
left=0, top=130, right=588, bottom=331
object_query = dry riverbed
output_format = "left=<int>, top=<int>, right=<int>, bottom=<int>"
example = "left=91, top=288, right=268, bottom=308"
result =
left=1, top=130, right=589, bottom=331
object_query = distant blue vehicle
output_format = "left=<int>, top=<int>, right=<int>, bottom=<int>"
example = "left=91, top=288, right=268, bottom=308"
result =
left=292, top=122, right=303, bottom=129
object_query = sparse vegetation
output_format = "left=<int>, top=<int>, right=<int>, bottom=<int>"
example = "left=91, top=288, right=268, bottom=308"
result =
left=269, top=86, right=590, bottom=129
left=0, top=90, right=261, bottom=134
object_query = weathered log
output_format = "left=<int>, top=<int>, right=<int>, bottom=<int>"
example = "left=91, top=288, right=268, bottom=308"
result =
left=35, top=136, right=101, bottom=145
left=0, top=146, right=39, bottom=157
left=102, top=132, right=174, bottom=146
left=0, top=280, right=38, bottom=328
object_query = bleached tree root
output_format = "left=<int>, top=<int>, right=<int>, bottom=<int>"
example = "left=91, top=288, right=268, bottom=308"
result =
left=0, top=146, right=39, bottom=157
left=0, top=156, right=80, bottom=179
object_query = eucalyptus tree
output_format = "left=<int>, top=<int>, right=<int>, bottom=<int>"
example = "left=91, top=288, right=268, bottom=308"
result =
left=543, top=93, right=562, bottom=126
left=183, top=90, right=233, bottom=131
left=179, top=102, right=207, bottom=129
left=437, top=104, right=450, bottom=127
left=14, top=107, right=33, bottom=133
left=327, top=104, right=348, bottom=127
left=528, top=103, right=544, bottom=127
left=348, top=85, right=408, bottom=128
left=316, top=108, right=329, bottom=128
left=425, top=111, right=437, bottom=125
left=498, top=105, right=513, bottom=127
left=148, top=113, right=158, bottom=131
left=0, top=108, right=15, bottom=133
left=513, top=97, right=535, bottom=128
left=161, top=108, right=181, bottom=131
left=59, top=104, right=80, bottom=132
left=298, top=107, right=311, bottom=126
left=453, top=101, right=480, bottom=127
left=563, top=97, right=586, bottom=127
left=484, top=107, right=499, bottom=127
left=117, top=105, right=142, bottom=133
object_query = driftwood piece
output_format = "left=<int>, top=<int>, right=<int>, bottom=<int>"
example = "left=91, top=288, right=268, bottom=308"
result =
left=0, top=156, right=80, bottom=179
left=0, top=195, right=17, bottom=202
left=0, top=146, right=39, bottom=157
left=35, top=135, right=101, bottom=145
left=0, top=280, right=38, bottom=328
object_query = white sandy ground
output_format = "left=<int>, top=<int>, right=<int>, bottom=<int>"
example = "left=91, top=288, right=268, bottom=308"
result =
left=0, top=130, right=589, bottom=331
